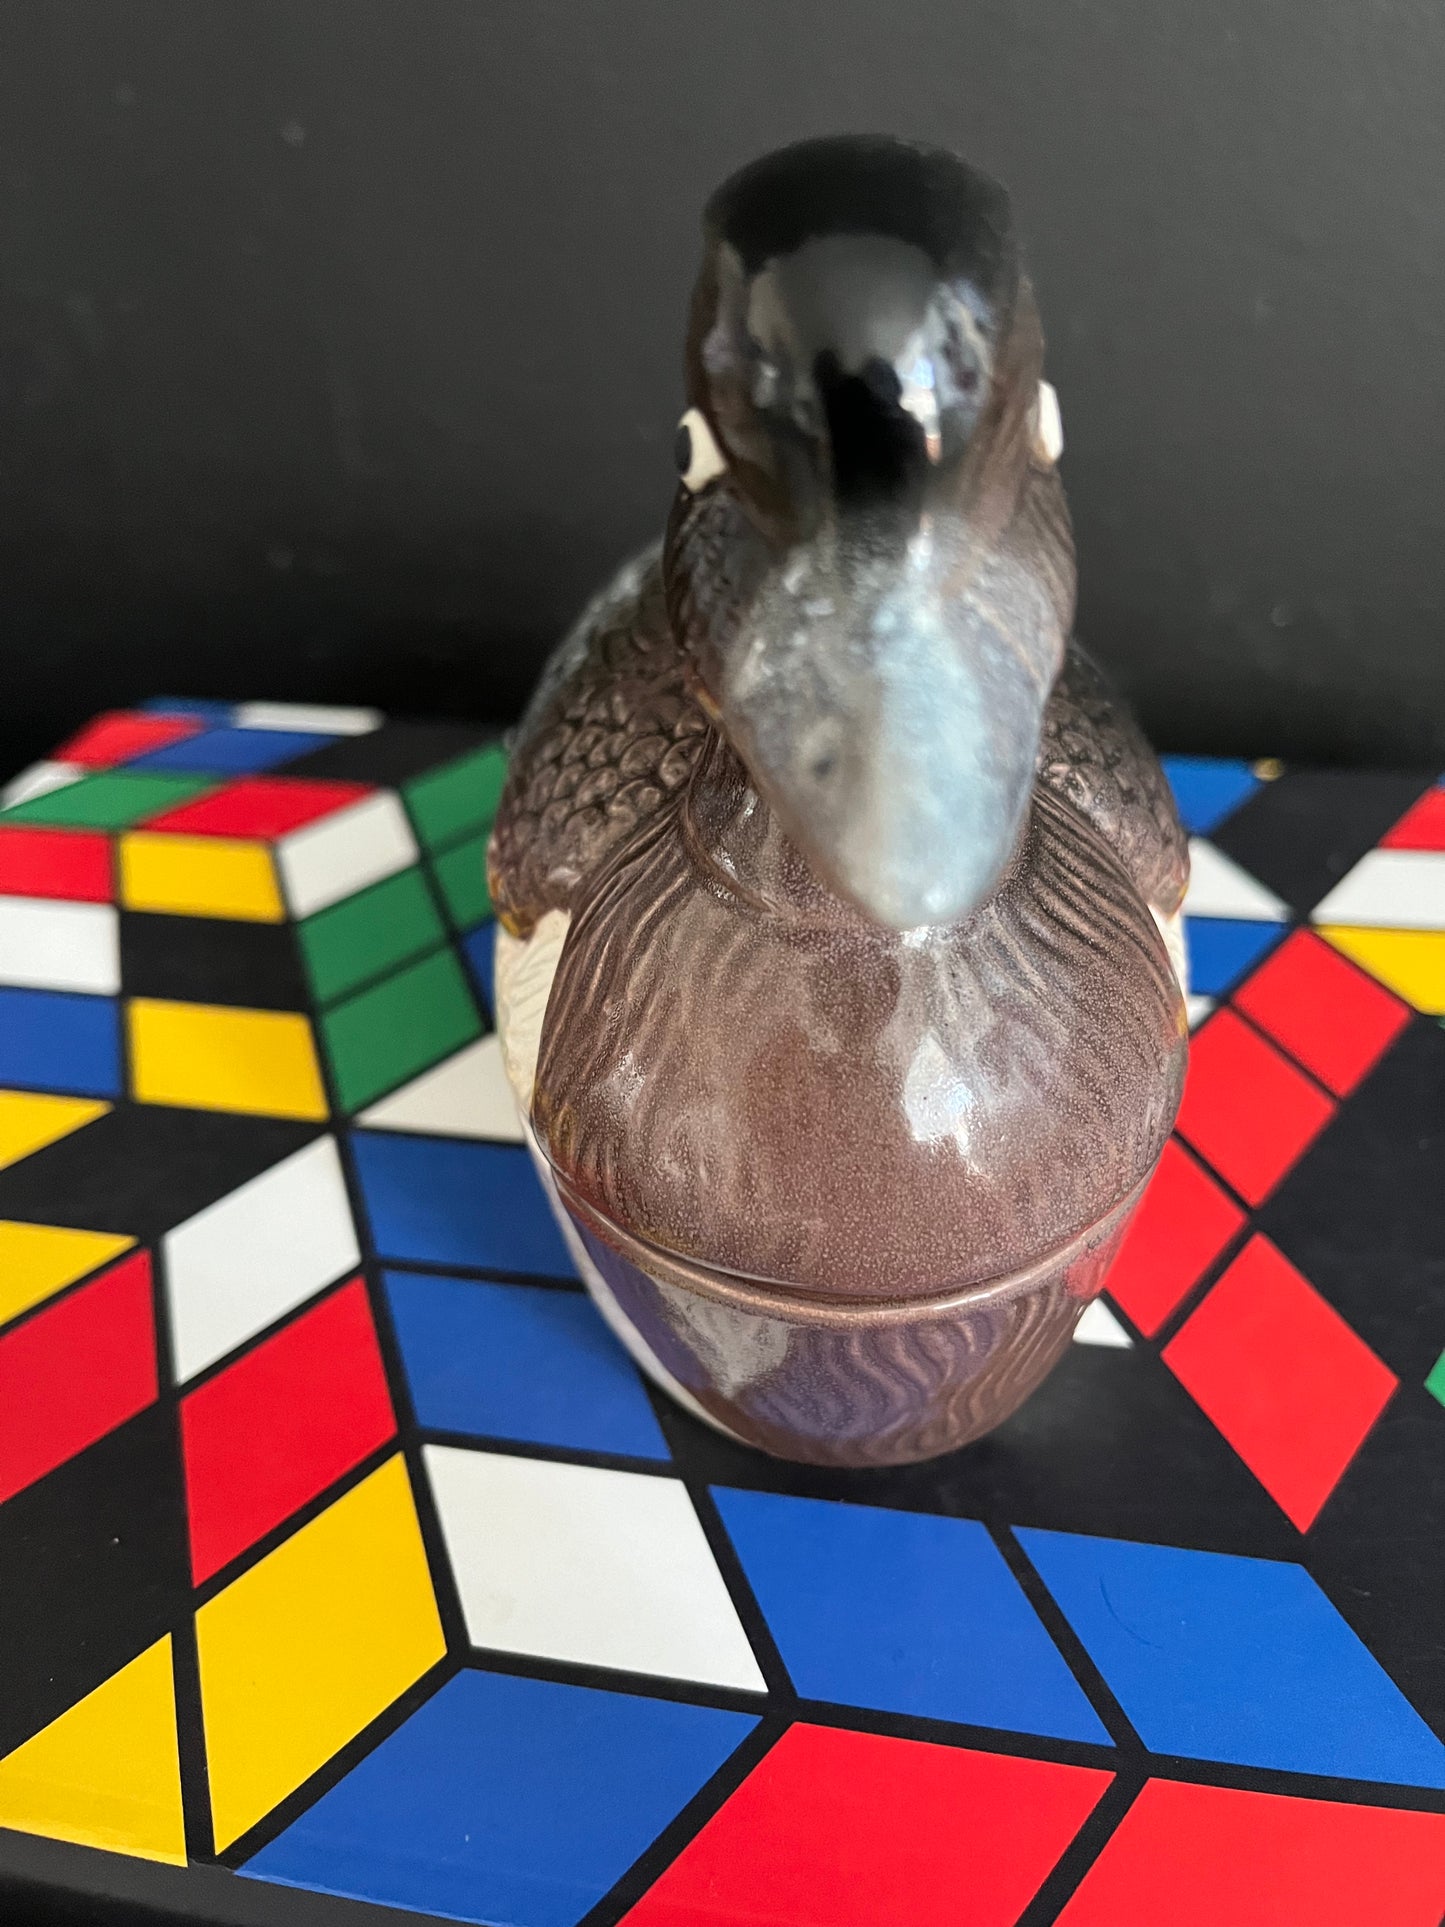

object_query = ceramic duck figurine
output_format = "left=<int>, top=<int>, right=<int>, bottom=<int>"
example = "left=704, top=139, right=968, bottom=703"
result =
left=489, top=135, right=1188, bottom=1466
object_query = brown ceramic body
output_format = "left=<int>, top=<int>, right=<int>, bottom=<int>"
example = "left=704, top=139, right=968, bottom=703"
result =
left=517, top=727, right=1185, bottom=1466
left=555, top=1168, right=1147, bottom=1466
left=490, top=142, right=1192, bottom=1468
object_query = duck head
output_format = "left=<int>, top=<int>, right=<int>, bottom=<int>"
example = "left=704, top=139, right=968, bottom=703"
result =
left=664, top=135, right=1076, bottom=930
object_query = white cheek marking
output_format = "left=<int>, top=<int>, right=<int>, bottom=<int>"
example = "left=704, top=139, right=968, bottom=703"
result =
left=1033, top=379, right=1064, bottom=465
left=678, top=407, right=727, bottom=491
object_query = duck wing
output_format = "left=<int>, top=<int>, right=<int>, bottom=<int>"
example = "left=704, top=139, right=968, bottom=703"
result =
left=1037, top=641, right=1189, bottom=920
left=489, top=547, right=708, bottom=938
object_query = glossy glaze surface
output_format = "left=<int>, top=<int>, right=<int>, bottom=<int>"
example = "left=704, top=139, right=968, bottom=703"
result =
left=535, top=735, right=1183, bottom=1301
left=563, top=1175, right=1143, bottom=1468
left=490, top=136, right=1189, bottom=1462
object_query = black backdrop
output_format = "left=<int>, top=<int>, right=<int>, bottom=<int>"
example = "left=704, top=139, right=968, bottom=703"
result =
left=2, top=1, right=1443, bottom=774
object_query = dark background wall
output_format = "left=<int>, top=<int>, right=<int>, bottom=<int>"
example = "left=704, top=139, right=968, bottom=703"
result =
left=2, top=0, right=1443, bottom=775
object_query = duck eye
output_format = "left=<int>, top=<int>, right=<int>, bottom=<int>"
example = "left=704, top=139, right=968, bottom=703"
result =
left=675, top=407, right=727, bottom=491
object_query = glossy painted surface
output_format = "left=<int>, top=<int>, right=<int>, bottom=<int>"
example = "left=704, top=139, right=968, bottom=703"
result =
left=672, top=138, right=1067, bottom=931
left=561, top=1170, right=1141, bottom=1468
left=494, top=140, right=1190, bottom=1465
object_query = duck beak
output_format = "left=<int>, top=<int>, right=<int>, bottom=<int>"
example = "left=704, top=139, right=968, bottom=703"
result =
left=717, top=512, right=1060, bottom=930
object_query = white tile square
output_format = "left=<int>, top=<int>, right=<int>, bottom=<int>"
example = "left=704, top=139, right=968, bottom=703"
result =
left=1185, top=838, right=1289, bottom=921
left=0, top=897, right=119, bottom=994
left=163, top=1135, right=360, bottom=1380
left=1073, top=1298, right=1133, bottom=1347
left=1186, top=993, right=1216, bottom=1030
left=425, top=1444, right=765, bottom=1692
left=1, top=761, right=85, bottom=810
left=357, top=1035, right=522, bottom=1141
left=276, top=792, right=418, bottom=918
left=233, top=700, right=383, bottom=736
left=1311, top=849, right=1445, bottom=930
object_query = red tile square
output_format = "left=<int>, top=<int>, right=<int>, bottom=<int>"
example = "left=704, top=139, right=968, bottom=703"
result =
left=180, top=1276, right=395, bottom=1582
left=146, top=775, right=372, bottom=840
left=0, top=1251, right=157, bottom=1505
left=1163, top=1236, right=1397, bottom=1530
left=1105, top=1140, right=1246, bottom=1337
left=1175, top=1009, right=1336, bottom=1206
left=55, top=710, right=204, bottom=767
left=1055, top=1777, right=1445, bottom=1927
left=1380, top=784, right=1445, bottom=851
left=1233, top=929, right=1411, bottom=1096
left=0, top=825, right=113, bottom=902
left=624, top=1723, right=1111, bottom=1927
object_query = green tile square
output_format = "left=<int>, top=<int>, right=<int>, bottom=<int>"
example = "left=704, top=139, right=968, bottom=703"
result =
left=1426, top=1350, right=1445, bottom=1411
left=431, top=833, right=492, bottom=929
left=298, top=867, right=447, bottom=1005
left=4, top=771, right=215, bottom=828
left=320, top=946, right=481, bottom=1112
left=404, top=743, right=508, bottom=852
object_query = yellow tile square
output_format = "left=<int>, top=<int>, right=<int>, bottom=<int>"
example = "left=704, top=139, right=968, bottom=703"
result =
left=0, top=1221, right=135, bottom=1327
left=119, top=833, right=283, bottom=922
left=1318, top=925, right=1445, bottom=1014
left=0, top=1637, right=185, bottom=1865
left=128, top=999, right=327, bottom=1120
left=0, top=1091, right=110, bottom=1172
left=196, top=1454, right=444, bottom=1850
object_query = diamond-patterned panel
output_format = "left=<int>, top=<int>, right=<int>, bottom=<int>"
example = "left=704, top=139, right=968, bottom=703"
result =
left=1053, top=1779, right=1445, bottom=1927
left=180, top=1277, right=396, bottom=1582
left=385, top=1269, right=669, bottom=1459
left=163, top=1134, right=360, bottom=1382
left=0, top=723, right=1437, bottom=1927
left=128, top=726, right=338, bottom=775
left=1162, top=1236, right=1397, bottom=1530
left=0, top=825, right=113, bottom=900
left=296, top=866, right=447, bottom=1004
left=1104, top=1138, right=1245, bottom=1336
left=425, top=1443, right=765, bottom=1691
left=2, top=770, right=215, bottom=829
left=623, top=1723, right=1112, bottom=1927
left=118, top=832, right=285, bottom=921
left=1380, top=782, right=1445, bottom=851
left=0, top=1636, right=186, bottom=1866
left=1310, top=778, right=1445, bottom=1016
left=711, top=1488, right=1108, bottom=1741
left=196, top=1452, right=445, bottom=1852
left=246, top=1671, right=755, bottom=1927
left=1018, top=1529, right=1445, bottom=1786
left=0, top=985, right=121, bottom=1094
left=0, top=1250, right=156, bottom=1504
left=56, top=709, right=205, bottom=767
left=1175, top=1009, right=1335, bottom=1206
left=147, top=776, right=372, bottom=840
left=0, top=1090, right=110, bottom=1171
left=1233, top=928, right=1412, bottom=1095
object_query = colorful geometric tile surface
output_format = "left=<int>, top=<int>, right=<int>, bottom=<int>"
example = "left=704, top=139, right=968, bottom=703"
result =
left=0, top=712, right=1441, bottom=1927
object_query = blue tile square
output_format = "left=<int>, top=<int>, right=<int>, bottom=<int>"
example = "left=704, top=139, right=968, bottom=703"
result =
left=1162, top=755, right=1262, bottom=834
left=1018, top=1528, right=1445, bottom=1787
left=1184, top=915, right=1287, bottom=995
left=138, top=696, right=236, bottom=722
left=713, top=1489, right=1108, bottom=1743
left=243, top=1669, right=755, bottom=1927
left=385, top=1269, right=668, bottom=1459
left=460, top=920, right=496, bottom=1022
left=351, top=1130, right=575, bottom=1278
left=126, top=726, right=334, bottom=773
left=0, top=987, right=121, bottom=1096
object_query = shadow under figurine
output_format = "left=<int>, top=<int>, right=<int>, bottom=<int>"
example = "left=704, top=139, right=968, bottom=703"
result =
left=488, top=135, right=1189, bottom=1467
